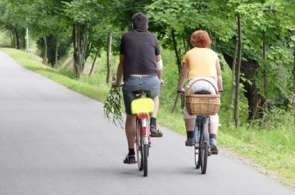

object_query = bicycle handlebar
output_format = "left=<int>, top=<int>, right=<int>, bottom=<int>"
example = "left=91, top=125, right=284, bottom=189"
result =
left=177, top=89, right=185, bottom=96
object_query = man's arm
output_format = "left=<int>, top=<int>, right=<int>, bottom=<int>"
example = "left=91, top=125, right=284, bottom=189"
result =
left=216, top=58, right=223, bottom=93
left=114, top=55, right=124, bottom=85
left=156, top=55, right=163, bottom=79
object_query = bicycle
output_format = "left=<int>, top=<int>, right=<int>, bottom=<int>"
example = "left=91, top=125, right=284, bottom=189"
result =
left=194, top=114, right=210, bottom=174
left=179, top=81, right=220, bottom=175
left=131, top=91, right=154, bottom=177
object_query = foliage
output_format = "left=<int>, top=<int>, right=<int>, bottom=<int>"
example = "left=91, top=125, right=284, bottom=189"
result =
left=103, top=87, right=123, bottom=127
left=0, top=0, right=294, bottom=120
left=1, top=0, right=295, bottom=184
left=3, top=48, right=295, bottom=184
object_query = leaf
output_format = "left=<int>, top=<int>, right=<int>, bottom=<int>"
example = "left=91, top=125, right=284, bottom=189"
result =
left=103, top=86, right=123, bottom=128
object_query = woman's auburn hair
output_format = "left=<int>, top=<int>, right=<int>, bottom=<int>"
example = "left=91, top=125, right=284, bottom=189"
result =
left=190, top=30, right=212, bottom=48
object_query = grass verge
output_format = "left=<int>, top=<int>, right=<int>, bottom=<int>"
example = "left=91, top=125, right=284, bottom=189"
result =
left=1, top=48, right=295, bottom=187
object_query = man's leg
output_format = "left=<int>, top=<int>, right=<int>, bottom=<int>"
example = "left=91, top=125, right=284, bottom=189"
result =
left=150, top=96, right=163, bottom=137
left=125, top=114, right=136, bottom=149
left=151, top=96, right=159, bottom=118
left=122, top=78, right=138, bottom=164
left=123, top=114, right=137, bottom=164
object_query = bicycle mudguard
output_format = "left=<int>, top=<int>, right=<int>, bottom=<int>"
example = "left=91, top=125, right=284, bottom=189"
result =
left=131, top=98, right=154, bottom=114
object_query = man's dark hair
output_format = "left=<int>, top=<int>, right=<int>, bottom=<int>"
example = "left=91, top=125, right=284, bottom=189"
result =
left=132, top=12, right=149, bottom=32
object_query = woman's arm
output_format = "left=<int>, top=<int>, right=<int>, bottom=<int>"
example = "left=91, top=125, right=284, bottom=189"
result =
left=178, top=63, right=189, bottom=91
left=216, top=58, right=223, bottom=93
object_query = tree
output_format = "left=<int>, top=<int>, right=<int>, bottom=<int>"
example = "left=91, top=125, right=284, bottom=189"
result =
left=147, top=0, right=295, bottom=123
left=233, top=13, right=242, bottom=128
left=63, top=0, right=110, bottom=78
left=0, top=0, right=33, bottom=49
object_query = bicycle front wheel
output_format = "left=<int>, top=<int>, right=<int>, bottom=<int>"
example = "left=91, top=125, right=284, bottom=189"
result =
left=200, top=143, right=208, bottom=174
left=194, top=145, right=200, bottom=169
left=142, top=144, right=149, bottom=177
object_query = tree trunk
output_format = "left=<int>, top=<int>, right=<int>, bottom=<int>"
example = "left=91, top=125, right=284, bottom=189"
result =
left=224, top=53, right=265, bottom=120
left=262, top=33, right=267, bottom=99
left=171, top=93, right=180, bottom=113
left=106, top=31, right=112, bottom=83
left=14, top=28, right=20, bottom=49
left=182, top=36, right=190, bottom=52
left=171, top=30, right=182, bottom=73
left=231, top=36, right=239, bottom=111
left=42, top=36, right=48, bottom=64
left=54, top=40, right=59, bottom=67
left=10, top=30, right=15, bottom=48
left=234, top=14, right=242, bottom=128
left=89, top=49, right=99, bottom=76
left=25, top=27, right=29, bottom=52
left=171, top=29, right=183, bottom=112
left=182, top=37, right=187, bottom=53
left=73, top=23, right=89, bottom=79
left=293, top=47, right=295, bottom=124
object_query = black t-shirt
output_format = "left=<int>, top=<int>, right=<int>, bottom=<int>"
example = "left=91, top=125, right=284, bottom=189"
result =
left=120, top=30, right=160, bottom=80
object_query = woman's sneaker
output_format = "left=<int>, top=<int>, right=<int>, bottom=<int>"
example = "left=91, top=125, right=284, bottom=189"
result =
left=123, top=154, right=136, bottom=164
left=210, top=138, right=219, bottom=155
left=185, top=137, right=196, bottom=146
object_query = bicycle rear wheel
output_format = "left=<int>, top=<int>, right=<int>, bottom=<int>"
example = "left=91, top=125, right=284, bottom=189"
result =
left=136, top=120, right=143, bottom=171
left=142, top=144, right=149, bottom=177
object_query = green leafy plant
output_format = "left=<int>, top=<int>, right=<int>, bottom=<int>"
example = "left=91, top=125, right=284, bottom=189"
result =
left=103, top=86, right=123, bottom=127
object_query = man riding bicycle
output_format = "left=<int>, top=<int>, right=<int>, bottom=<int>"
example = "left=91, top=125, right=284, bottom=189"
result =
left=113, top=13, right=163, bottom=164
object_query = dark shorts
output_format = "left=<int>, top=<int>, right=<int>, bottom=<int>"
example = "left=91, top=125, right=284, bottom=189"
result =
left=123, top=75, right=160, bottom=114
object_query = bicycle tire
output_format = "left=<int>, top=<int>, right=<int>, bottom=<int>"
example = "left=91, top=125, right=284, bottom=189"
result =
left=194, top=145, right=200, bottom=169
left=136, top=120, right=142, bottom=171
left=143, top=144, right=149, bottom=177
left=200, top=143, right=208, bottom=174
left=196, top=118, right=203, bottom=170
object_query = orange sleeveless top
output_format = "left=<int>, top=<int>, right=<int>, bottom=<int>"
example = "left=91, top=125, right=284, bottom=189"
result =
left=183, top=48, right=218, bottom=80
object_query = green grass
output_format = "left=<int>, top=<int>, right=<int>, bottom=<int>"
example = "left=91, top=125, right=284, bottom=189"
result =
left=1, top=47, right=295, bottom=186
left=1, top=48, right=109, bottom=102
left=0, top=31, right=11, bottom=47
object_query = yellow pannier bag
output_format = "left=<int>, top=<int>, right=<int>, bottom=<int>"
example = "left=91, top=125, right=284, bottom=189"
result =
left=131, top=98, right=154, bottom=114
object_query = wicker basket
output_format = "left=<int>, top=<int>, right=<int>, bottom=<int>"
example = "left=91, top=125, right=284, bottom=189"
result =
left=186, top=94, right=220, bottom=115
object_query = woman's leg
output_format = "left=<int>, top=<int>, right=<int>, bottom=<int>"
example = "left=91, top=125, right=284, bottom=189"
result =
left=209, top=114, right=219, bottom=135
left=185, top=119, right=195, bottom=131
left=184, top=106, right=196, bottom=146
left=209, top=114, right=219, bottom=154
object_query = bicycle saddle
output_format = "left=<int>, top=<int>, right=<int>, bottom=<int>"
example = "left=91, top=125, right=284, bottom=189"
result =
left=194, top=90, right=211, bottom=95
left=132, top=90, right=151, bottom=98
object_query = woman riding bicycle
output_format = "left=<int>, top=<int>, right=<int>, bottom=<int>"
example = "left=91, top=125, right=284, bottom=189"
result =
left=178, top=30, right=223, bottom=154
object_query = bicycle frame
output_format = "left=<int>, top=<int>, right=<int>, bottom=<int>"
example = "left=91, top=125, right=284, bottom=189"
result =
left=132, top=96, right=154, bottom=177
left=196, top=116, right=209, bottom=144
left=137, top=113, right=150, bottom=145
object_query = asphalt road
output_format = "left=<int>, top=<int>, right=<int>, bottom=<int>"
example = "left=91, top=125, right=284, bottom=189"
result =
left=0, top=51, right=294, bottom=195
